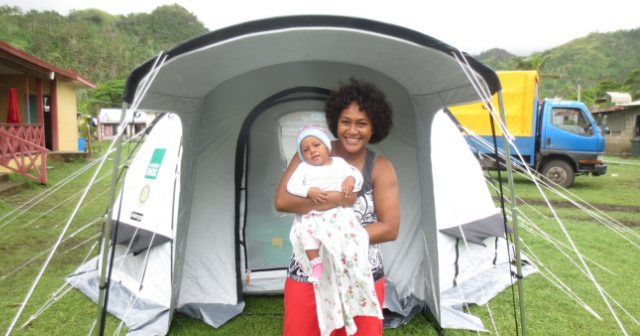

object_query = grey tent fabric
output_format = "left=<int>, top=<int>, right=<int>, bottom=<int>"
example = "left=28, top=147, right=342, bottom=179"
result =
left=69, top=15, right=542, bottom=334
left=439, top=213, right=513, bottom=247
left=109, top=221, right=172, bottom=254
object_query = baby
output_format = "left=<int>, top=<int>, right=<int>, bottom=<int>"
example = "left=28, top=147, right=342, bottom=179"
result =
left=287, top=125, right=382, bottom=336
left=287, top=125, right=363, bottom=282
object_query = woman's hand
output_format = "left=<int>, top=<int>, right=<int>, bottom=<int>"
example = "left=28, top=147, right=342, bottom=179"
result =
left=341, top=176, right=356, bottom=198
left=307, top=187, right=328, bottom=204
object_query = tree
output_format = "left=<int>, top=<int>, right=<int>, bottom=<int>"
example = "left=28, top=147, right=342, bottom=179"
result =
left=510, top=53, right=560, bottom=79
left=87, top=79, right=127, bottom=115
left=623, top=68, right=640, bottom=100
left=511, top=53, right=560, bottom=78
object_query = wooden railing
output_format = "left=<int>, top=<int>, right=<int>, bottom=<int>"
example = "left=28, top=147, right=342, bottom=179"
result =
left=0, top=124, right=45, bottom=148
left=0, top=125, right=49, bottom=184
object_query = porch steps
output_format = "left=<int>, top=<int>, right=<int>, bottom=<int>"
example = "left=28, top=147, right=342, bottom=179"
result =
left=0, top=173, right=29, bottom=197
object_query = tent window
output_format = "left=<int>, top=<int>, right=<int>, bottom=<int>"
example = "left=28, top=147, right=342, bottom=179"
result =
left=277, top=111, right=335, bottom=164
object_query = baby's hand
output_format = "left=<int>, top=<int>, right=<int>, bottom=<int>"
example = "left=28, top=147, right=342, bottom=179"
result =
left=308, top=187, right=328, bottom=204
left=341, top=176, right=356, bottom=198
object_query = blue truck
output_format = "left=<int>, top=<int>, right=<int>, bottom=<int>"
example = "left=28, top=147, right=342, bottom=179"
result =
left=449, top=71, right=606, bottom=188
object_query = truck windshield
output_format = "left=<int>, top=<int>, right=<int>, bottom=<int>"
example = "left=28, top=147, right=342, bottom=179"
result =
left=550, top=108, right=593, bottom=137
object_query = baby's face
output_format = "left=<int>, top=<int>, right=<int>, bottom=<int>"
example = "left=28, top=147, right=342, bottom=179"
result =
left=300, top=136, right=331, bottom=166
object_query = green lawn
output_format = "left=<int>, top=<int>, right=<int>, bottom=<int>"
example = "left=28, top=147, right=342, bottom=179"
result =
left=1, top=154, right=639, bottom=335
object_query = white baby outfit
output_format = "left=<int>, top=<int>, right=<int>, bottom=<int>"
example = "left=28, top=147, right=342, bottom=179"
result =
left=287, top=157, right=383, bottom=336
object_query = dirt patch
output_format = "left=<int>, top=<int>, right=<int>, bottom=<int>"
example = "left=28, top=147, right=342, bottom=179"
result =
left=561, top=215, right=640, bottom=227
left=492, top=196, right=640, bottom=213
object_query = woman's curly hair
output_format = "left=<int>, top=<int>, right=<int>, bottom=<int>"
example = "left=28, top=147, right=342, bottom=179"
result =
left=324, top=78, right=394, bottom=144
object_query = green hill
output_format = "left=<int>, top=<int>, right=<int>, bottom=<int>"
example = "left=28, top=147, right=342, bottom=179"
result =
left=476, top=28, right=640, bottom=100
left=475, top=48, right=516, bottom=71
left=3, top=5, right=639, bottom=108
left=0, top=5, right=208, bottom=85
left=540, top=28, right=640, bottom=98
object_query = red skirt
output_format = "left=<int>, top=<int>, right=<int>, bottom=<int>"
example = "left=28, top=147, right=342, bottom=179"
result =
left=283, top=277, right=385, bottom=336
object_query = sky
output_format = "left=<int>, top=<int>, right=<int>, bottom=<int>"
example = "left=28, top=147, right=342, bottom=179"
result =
left=5, top=0, right=640, bottom=56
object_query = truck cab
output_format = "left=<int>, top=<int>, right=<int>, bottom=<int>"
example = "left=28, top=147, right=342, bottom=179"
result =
left=536, top=99, right=607, bottom=187
left=448, top=71, right=606, bottom=188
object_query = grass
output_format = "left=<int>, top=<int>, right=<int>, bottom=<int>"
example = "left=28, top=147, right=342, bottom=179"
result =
left=0, top=153, right=639, bottom=335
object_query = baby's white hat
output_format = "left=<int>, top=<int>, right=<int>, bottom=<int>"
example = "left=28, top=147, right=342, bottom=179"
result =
left=297, top=125, right=332, bottom=162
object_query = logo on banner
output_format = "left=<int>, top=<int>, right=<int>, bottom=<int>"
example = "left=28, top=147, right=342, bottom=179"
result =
left=139, top=185, right=150, bottom=205
left=131, top=212, right=144, bottom=222
left=145, top=148, right=167, bottom=180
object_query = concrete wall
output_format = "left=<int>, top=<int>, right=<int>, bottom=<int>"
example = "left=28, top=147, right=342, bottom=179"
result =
left=56, top=79, right=79, bottom=151
left=601, top=107, right=640, bottom=155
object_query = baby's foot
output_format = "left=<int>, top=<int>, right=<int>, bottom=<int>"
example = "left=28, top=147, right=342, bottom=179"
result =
left=308, top=257, right=323, bottom=283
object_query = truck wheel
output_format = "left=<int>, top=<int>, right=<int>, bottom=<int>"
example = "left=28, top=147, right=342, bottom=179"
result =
left=541, top=160, right=575, bottom=188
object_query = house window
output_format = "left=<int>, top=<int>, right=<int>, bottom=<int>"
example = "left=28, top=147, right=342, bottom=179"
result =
left=103, top=125, right=113, bottom=136
left=550, top=108, right=592, bottom=136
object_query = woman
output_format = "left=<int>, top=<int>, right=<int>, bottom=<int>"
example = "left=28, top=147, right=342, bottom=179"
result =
left=275, top=79, right=401, bottom=336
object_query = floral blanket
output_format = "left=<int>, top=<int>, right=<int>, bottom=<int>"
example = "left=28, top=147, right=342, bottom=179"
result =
left=290, top=206, right=383, bottom=336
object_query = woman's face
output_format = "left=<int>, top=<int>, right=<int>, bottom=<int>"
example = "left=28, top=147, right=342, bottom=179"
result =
left=337, top=101, right=373, bottom=153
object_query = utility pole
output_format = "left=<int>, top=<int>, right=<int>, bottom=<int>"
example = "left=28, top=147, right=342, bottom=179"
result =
left=577, top=84, right=581, bottom=102
left=87, top=122, right=92, bottom=160
left=96, top=104, right=101, bottom=152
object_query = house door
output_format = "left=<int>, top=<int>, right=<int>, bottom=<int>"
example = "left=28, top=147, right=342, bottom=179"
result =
left=28, top=95, right=38, bottom=124
left=43, top=95, right=53, bottom=150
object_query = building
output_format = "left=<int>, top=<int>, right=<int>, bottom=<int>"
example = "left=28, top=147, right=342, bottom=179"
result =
left=591, top=100, right=640, bottom=155
left=0, top=40, right=96, bottom=183
left=98, top=109, right=147, bottom=141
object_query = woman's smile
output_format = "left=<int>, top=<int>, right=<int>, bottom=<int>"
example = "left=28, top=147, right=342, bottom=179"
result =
left=337, top=101, right=372, bottom=152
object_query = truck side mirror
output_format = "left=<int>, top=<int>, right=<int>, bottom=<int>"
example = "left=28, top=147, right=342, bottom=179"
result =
left=603, top=127, right=610, bottom=134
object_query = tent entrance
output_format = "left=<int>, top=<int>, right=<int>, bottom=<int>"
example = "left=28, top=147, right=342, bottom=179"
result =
left=237, top=88, right=330, bottom=276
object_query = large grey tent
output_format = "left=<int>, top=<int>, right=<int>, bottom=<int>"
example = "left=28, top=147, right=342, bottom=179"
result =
left=69, top=15, right=537, bottom=334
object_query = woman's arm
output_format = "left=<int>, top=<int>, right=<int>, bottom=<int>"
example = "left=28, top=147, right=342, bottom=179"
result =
left=364, top=156, right=401, bottom=244
left=275, top=154, right=357, bottom=214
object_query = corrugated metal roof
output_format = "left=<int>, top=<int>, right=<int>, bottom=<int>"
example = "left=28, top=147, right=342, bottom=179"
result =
left=606, top=92, right=632, bottom=105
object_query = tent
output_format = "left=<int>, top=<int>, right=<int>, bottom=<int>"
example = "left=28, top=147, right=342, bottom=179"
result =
left=69, top=15, right=537, bottom=334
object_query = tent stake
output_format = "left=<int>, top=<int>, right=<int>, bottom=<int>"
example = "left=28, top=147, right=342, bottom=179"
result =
left=497, top=90, right=526, bottom=335
left=94, top=102, right=128, bottom=336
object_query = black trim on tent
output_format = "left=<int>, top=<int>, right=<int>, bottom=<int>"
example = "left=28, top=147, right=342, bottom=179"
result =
left=123, top=15, right=500, bottom=103
left=438, top=213, right=513, bottom=247
left=453, top=238, right=459, bottom=288
left=110, top=221, right=173, bottom=255
left=234, top=87, right=331, bottom=300
left=240, top=96, right=327, bottom=274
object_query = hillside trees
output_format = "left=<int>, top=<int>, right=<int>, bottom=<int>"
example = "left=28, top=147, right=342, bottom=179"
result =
left=511, top=53, right=559, bottom=79
left=0, top=5, right=208, bottom=115
left=623, top=69, right=640, bottom=99
left=566, top=69, right=640, bottom=106
left=476, top=27, right=640, bottom=99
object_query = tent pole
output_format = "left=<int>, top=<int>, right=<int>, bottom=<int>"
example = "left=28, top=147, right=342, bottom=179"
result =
left=497, top=90, right=526, bottom=335
left=94, top=102, right=128, bottom=336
